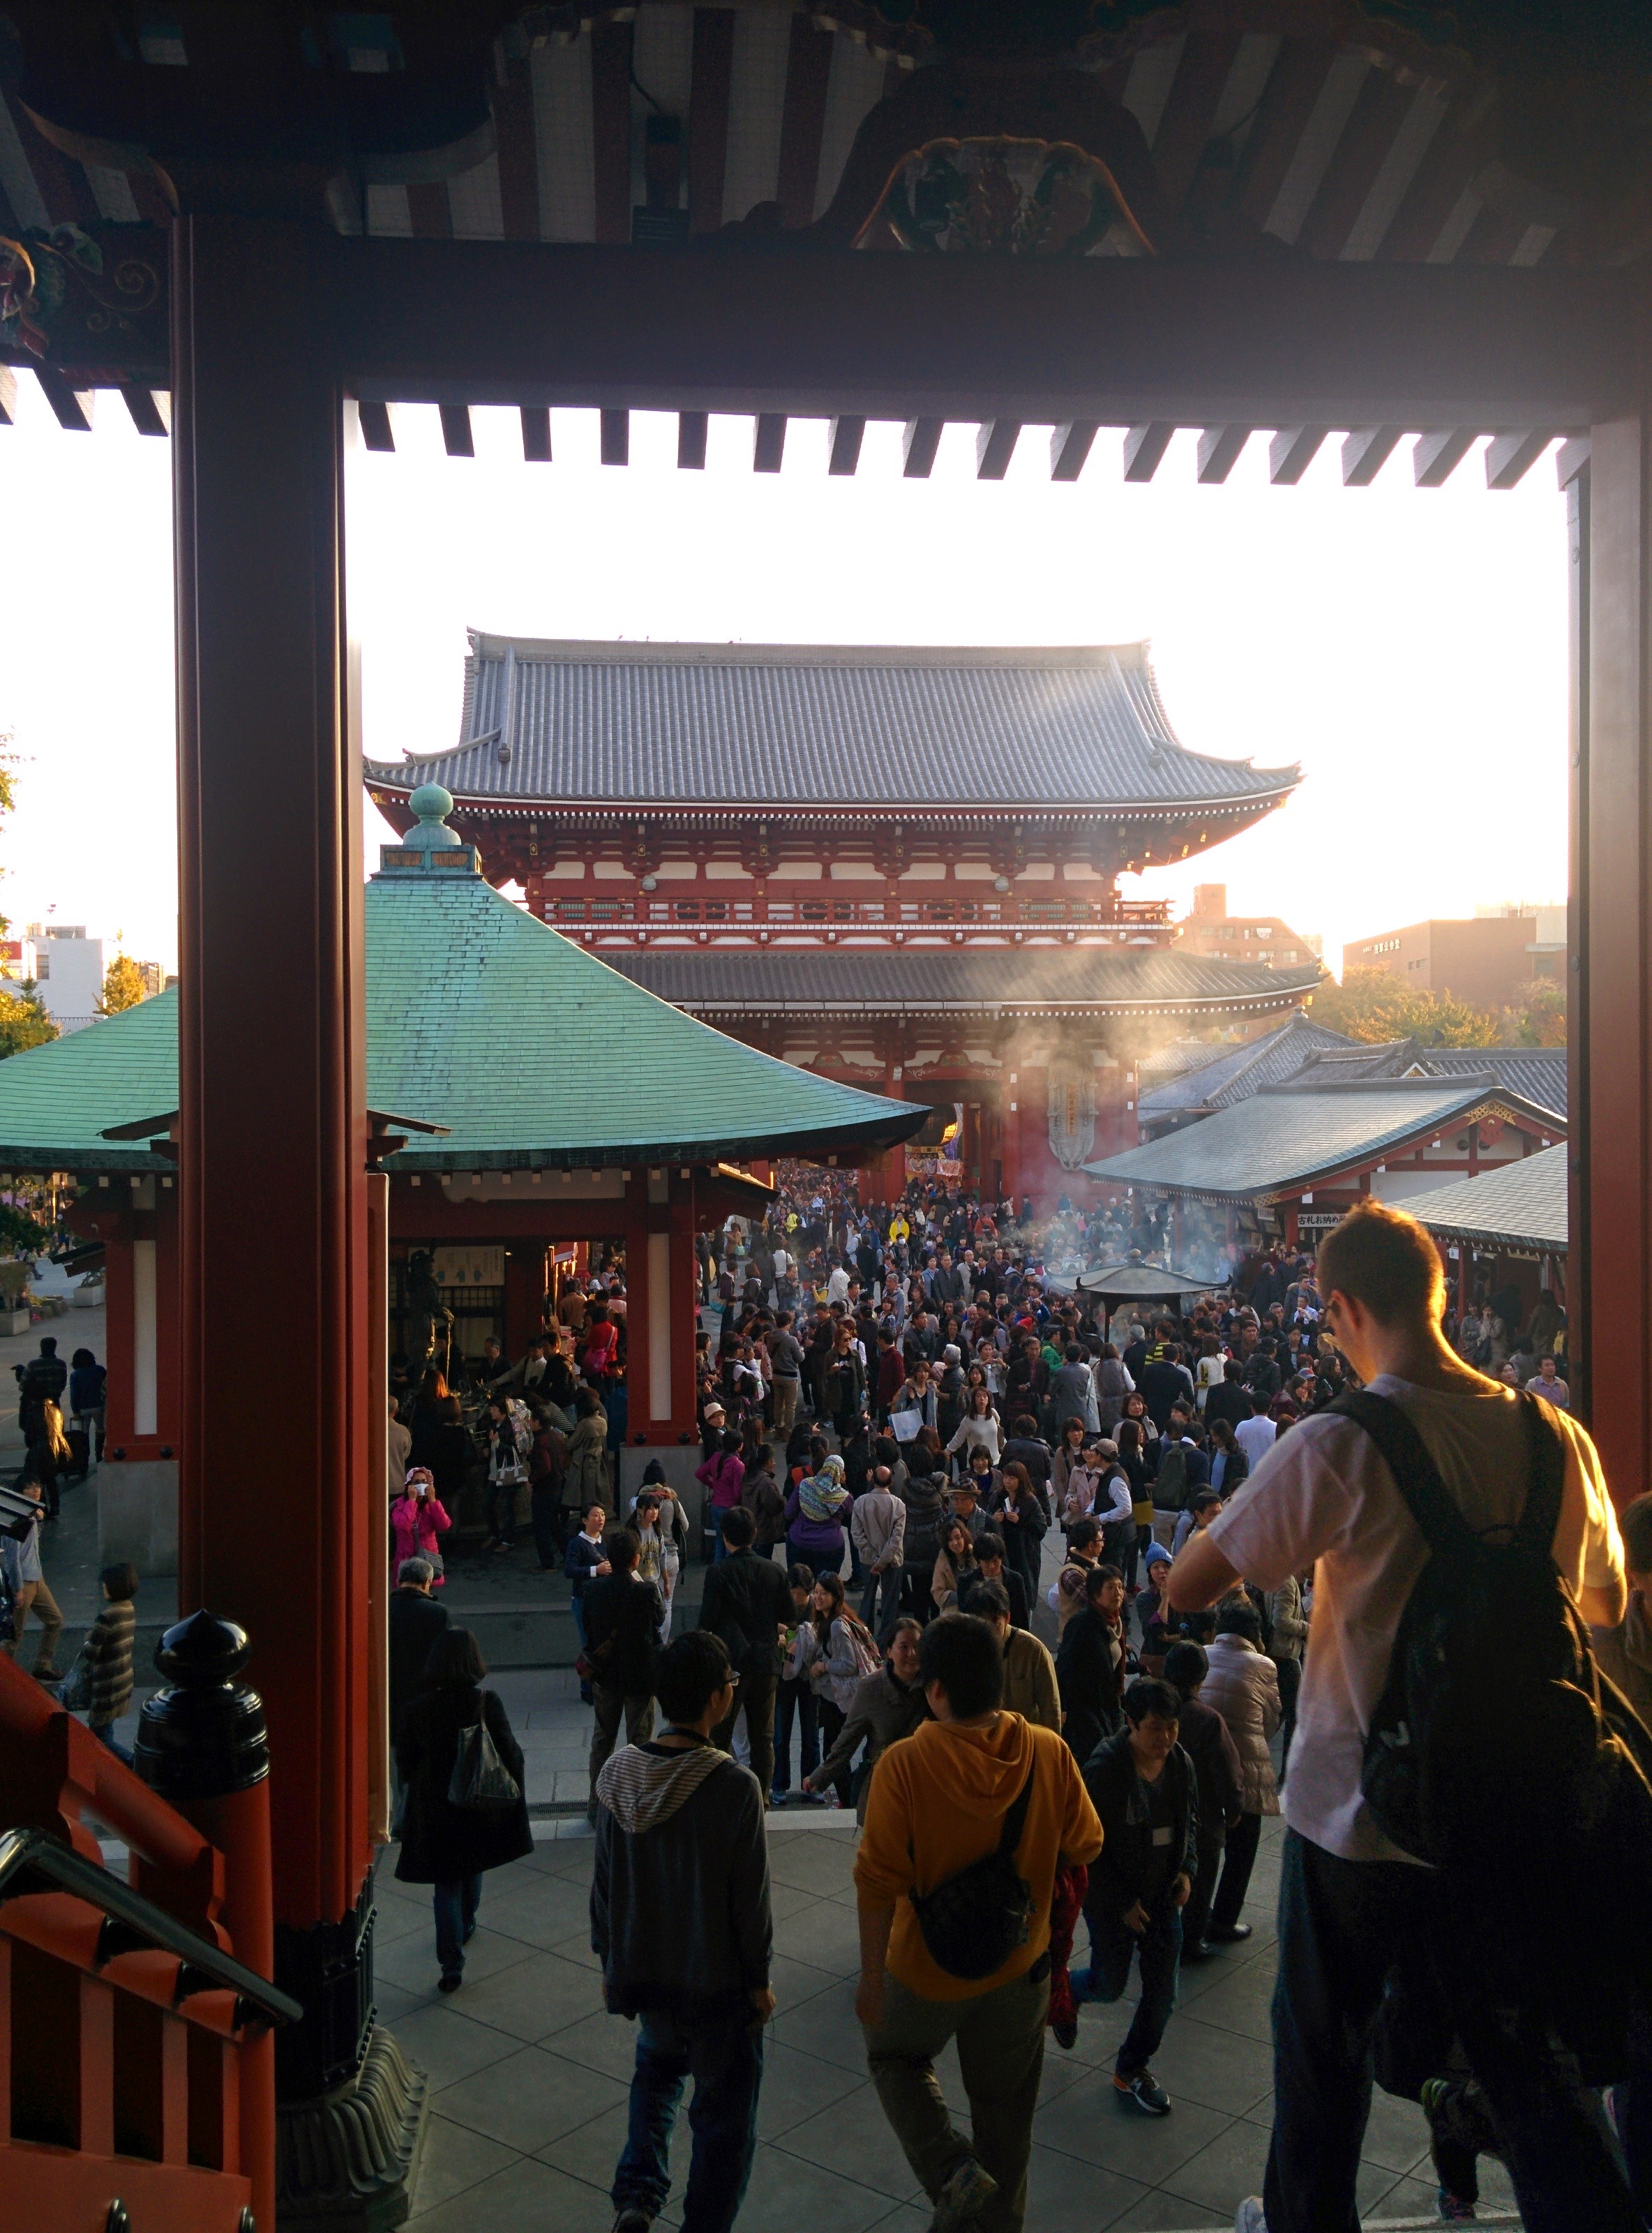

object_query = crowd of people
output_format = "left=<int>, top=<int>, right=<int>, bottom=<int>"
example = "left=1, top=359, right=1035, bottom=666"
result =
left=6, top=1169, right=1630, bottom=2233
left=530, top=1181, right=1651, bottom=2233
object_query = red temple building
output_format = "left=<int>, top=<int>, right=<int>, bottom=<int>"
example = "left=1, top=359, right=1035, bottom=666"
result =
left=367, top=637, right=1321, bottom=1207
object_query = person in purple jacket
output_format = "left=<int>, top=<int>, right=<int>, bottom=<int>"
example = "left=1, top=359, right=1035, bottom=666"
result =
left=785, top=1451, right=850, bottom=1583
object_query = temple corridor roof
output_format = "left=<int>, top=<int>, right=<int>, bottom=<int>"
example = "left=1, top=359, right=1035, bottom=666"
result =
left=1085, top=1081, right=1563, bottom=1202
left=1409, top=1144, right=1570, bottom=1257
left=364, top=638, right=1299, bottom=816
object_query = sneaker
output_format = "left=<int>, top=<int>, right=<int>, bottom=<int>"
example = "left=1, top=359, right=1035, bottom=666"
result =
left=613, top=2212, right=654, bottom=2233
left=931, top=2155, right=998, bottom=2233
left=1115, top=2070, right=1172, bottom=2116
left=1180, top=1937, right=1214, bottom=1963
left=1436, top=2190, right=1478, bottom=2223
left=437, top=1971, right=463, bottom=1994
left=1234, top=2204, right=1268, bottom=2233
left=1206, top=1921, right=1254, bottom=1944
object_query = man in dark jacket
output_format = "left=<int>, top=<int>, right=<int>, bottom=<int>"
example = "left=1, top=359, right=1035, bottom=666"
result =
left=698, top=1504, right=792, bottom=1798
left=1161, top=1641, right=1243, bottom=1961
left=594, top=1627, right=773, bottom=2233
left=389, top=1556, right=449, bottom=1745
left=585, top=1533, right=665, bottom=1819
left=1069, top=1676, right=1199, bottom=2116
left=1203, top=1359, right=1252, bottom=1434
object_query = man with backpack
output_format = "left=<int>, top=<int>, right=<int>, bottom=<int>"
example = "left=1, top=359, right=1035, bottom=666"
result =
left=1167, top=1199, right=1636, bottom=2233
left=855, top=1614, right=1102, bottom=2233
left=699, top=1503, right=793, bottom=1800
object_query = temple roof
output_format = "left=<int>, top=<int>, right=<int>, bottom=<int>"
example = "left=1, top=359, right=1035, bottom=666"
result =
left=605, top=946, right=1321, bottom=1014
left=0, top=789, right=924, bottom=1174
left=363, top=637, right=1299, bottom=816
left=1285, top=1042, right=1568, bottom=1121
left=1408, top=1144, right=1570, bottom=1258
left=1085, top=1080, right=1563, bottom=1202
left=1139, top=1015, right=1361, bottom=1121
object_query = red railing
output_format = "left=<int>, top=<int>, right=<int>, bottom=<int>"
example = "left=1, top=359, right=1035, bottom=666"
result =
left=542, top=893, right=1174, bottom=931
left=0, top=1651, right=290, bottom=2233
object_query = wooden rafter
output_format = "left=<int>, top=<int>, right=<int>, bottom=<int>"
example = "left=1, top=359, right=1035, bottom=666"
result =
left=1150, top=31, right=1243, bottom=216
left=1297, top=65, right=1416, bottom=261
left=687, top=6, right=735, bottom=236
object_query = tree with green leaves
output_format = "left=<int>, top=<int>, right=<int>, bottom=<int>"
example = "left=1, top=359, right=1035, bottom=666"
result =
left=1306, top=967, right=1501, bottom=1048
left=0, top=986, right=57, bottom=1058
left=98, top=947, right=149, bottom=1016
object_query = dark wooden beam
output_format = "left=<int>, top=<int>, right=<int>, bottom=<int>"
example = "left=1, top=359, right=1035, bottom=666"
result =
left=33, top=367, right=92, bottom=431
left=1268, top=425, right=1328, bottom=483
left=1455, top=202, right=1531, bottom=267
left=601, top=406, right=629, bottom=464
left=3, top=90, right=93, bottom=226
left=592, top=19, right=636, bottom=246
left=520, top=405, right=552, bottom=462
left=1377, top=103, right=1490, bottom=263
left=121, top=381, right=169, bottom=438
left=828, top=415, right=864, bottom=475
left=1196, top=425, right=1250, bottom=483
left=903, top=417, right=943, bottom=477
left=493, top=61, right=541, bottom=241
left=357, top=398, right=394, bottom=451
left=753, top=412, right=787, bottom=471
left=976, top=420, right=1021, bottom=479
left=1234, top=39, right=1337, bottom=230
left=678, top=410, right=709, bottom=468
left=1298, top=66, right=1416, bottom=262
left=1556, top=435, right=1590, bottom=489
left=1050, top=420, right=1099, bottom=481
left=1123, top=424, right=1176, bottom=481
left=687, top=7, right=735, bottom=236
left=1342, top=426, right=1405, bottom=484
left=438, top=403, right=473, bottom=456
left=332, top=242, right=1632, bottom=428
left=405, top=181, right=451, bottom=239
left=1150, top=32, right=1243, bottom=217
left=1413, top=426, right=1476, bottom=485
left=776, top=14, right=834, bottom=231
left=1485, top=428, right=1551, bottom=489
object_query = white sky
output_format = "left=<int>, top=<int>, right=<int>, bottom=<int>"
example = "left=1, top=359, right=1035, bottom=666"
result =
left=0, top=380, right=1569, bottom=976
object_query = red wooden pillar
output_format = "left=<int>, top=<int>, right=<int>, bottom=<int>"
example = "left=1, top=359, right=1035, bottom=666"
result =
left=671, top=1177, right=702, bottom=1432
left=172, top=215, right=414, bottom=2205
left=1575, top=421, right=1652, bottom=1500
left=504, top=1238, right=549, bottom=1356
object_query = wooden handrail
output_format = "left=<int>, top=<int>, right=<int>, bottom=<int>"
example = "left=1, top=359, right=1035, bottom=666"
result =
left=0, top=1828, right=299, bottom=2031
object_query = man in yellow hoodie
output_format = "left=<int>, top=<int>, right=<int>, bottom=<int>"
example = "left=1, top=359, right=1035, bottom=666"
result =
left=855, top=1613, right=1104, bottom=2233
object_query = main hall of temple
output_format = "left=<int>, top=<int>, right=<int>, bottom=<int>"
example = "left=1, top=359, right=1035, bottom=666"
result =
left=368, top=636, right=1321, bottom=1203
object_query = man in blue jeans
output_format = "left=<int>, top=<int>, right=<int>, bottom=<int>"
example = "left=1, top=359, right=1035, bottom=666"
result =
left=1068, top=1677, right=1196, bottom=2112
left=1168, top=1200, right=1635, bottom=2233
left=592, top=1627, right=774, bottom=2233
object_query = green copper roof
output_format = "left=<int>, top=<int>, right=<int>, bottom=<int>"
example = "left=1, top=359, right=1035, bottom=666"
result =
left=0, top=807, right=925, bottom=1172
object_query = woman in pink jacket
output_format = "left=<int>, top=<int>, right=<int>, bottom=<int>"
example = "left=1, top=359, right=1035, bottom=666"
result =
left=392, top=1467, right=451, bottom=1585
left=696, top=1431, right=746, bottom=1563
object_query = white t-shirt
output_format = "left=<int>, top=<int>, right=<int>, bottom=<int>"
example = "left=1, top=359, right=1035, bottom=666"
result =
left=1233, top=1413, right=1277, bottom=1468
left=1206, top=1375, right=1623, bottom=1865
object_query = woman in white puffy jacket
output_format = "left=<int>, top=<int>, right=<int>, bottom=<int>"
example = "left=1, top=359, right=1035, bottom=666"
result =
left=1196, top=1599, right=1280, bottom=1948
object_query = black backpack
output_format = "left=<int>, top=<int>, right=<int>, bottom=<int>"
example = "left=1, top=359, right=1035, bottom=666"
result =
left=908, top=1757, right=1037, bottom=1980
left=1336, top=1391, right=1652, bottom=1920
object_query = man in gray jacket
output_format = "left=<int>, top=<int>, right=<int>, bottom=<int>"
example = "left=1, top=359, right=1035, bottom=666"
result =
left=594, top=1628, right=774, bottom=2233
left=852, top=1465, right=906, bottom=1643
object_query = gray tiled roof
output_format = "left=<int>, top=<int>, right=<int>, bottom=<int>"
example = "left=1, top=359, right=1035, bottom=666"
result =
left=605, top=947, right=1321, bottom=1013
left=1139, top=1016, right=1360, bottom=1116
left=1409, top=1142, right=1569, bottom=1254
left=364, top=637, right=1299, bottom=813
left=1085, top=1081, right=1556, bottom=1200
left=1288, top=1042, right=1568, bottom=1120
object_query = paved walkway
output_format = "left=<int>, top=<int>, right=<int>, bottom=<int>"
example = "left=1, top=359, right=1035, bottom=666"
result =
left=371, top=1668, right=1522, bottom=2233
